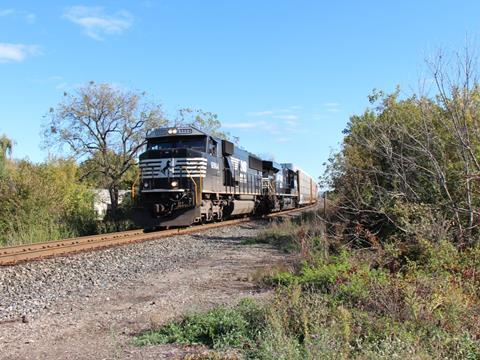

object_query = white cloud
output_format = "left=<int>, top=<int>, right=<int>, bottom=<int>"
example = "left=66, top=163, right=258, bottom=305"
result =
left=326, top=107, right=340, bottom=113
left=63, top=6, right=133, bottom=41
left=49, top=75, right=64, bottom=81
left=247, top=106, right=302, bottom=117
left=277, top=105, right=302, bottom=113
left=222, top=122, right=257, bottom=129
left=266, top=124, right=281, bottom=135
left=141, top=1, right=156, bottom=8
left=55, top=82, right=68, bottom=90
left=284, top=120, right=298, bottom=127
left=233, top=107, right=304, bottom=135
left=0, top=9, right=37, bottom=23
left=0, top=43, right=40, bottom=63
left=313, top=113, right=331, bottom=120
left=273, top=114, right=299, bottom=121
left=25, top=13, right=36, bottom=23
left=276, top=137, right=291, bottom=143
left=323, top=102, right=341, bottom=113
left=323, top=102, right=339, bottom=107
left=246, top=110, right=274, bottom=117
left=0, top=9, right=15, bottom=16
left=223, top=121, right=270, bottom=129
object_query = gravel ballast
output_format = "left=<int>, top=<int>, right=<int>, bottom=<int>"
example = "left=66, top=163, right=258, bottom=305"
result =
left=0, top=222, right=263, bottom=321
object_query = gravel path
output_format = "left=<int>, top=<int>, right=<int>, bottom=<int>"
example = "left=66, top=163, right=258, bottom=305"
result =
left=0, top=222, right=262, bottom=321
left=0, top=220, right=292, bottom=359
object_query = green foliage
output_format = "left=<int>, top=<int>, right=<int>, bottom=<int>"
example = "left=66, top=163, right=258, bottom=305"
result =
left=0, top=134, right=13, bottom=177
left=256, top=223, right=300, bottom=253
left=267, top=250, right=388, bottom=306
left=262, top=220, right=479, bottom=359
left=310, top=58, right=480, bottom=356
left=0, top=158, right=97, bottom=245
left=254, top=215, right=329, bottom=256
left=134, top=298, right=265, bottom=350
left=78, top=152, right=140, bottom=191
left=324, top=83, right=480, bottom=245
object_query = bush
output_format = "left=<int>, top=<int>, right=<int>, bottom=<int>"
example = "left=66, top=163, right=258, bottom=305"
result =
left=134, top=299, right=265, bottom=350
left=249, top=220, right=480, bottom=358
left=0, top=158, right=97, bottom=245
left=258, top=221, right=480, bottom=359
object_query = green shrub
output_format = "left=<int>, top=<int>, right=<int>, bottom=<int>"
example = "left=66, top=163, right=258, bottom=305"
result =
left=134, top=298, right=265, bottom=350
left=257, top=219, right=480, bottom=359
left=0, top=158, right=97, bottom=245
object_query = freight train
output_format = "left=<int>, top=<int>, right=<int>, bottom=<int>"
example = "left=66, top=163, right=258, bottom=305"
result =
left=134, top=125, right=317, bottom=229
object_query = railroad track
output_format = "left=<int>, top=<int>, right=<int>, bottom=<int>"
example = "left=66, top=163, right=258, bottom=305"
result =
left=0, top=204, right=318, bottom=266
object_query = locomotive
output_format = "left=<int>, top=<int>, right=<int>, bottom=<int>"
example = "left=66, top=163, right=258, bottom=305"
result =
left=134, top=125, right=317, bottom=229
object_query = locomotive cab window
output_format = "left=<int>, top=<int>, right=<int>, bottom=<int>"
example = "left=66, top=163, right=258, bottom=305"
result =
left=208, top=138, right=217, bottom=156
left=147, top=135, right=207, bottom=152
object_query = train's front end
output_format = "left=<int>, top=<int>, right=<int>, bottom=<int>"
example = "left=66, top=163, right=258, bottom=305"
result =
left=135, top=126, right=207, bottom=229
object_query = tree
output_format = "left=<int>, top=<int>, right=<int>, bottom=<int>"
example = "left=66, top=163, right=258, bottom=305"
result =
left=78, top=152, right=139, bottom=190
left=43, top=82, right=166, bottom=216
left=175, top=108, right=239, bottom=143
left=325, top=47, right=480, bottom=247
left=0, top=134, right=12, bottom=157
left=0, top=134, right=13, bottom=176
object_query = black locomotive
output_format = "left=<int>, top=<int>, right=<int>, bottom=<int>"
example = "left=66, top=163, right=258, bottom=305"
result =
left=134, top=125, right=317, bottom=229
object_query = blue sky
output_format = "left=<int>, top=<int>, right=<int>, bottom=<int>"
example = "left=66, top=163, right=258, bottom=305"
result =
left=1, top=1, right=479, bottom=179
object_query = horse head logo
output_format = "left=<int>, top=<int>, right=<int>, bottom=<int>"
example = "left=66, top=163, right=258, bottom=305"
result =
left=161, top=159, right=173, bottom=176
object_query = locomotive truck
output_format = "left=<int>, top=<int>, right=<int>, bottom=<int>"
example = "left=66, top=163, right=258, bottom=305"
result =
left=134, top=125, right=317, bottom=229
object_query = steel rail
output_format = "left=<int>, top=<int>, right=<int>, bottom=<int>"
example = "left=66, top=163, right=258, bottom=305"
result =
left=0, top=204, right=317, bottom=266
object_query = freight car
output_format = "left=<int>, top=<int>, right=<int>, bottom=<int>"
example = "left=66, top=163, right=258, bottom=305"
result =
left=134, top=125, right=317, bottom=229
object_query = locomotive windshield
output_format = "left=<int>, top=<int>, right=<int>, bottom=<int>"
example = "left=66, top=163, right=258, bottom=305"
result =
left=147, top=135, right=207, bottom=152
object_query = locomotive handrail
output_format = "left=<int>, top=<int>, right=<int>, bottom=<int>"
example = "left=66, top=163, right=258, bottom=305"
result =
left=184, top=168, right=199, bottom=205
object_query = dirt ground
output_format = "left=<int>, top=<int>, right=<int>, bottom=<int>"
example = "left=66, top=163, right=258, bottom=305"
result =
left=0, top=231, right=291, bottom=359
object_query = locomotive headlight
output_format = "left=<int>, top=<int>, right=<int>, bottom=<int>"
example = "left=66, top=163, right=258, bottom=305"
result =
left=172, top=128, right=178, bottom=134
left=167, top=129, right=173, bottom=134
left=143, top=182, right=149, bottom=188
left=171, top=180, right=178, bottom=187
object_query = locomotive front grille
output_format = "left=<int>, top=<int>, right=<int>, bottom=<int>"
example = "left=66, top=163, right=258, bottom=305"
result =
left=140, top=157, right=208, bottom=179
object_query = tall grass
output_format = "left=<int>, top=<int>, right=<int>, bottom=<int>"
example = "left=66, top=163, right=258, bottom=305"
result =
left=3, top=218, right=77, bottom=246
left=0, top=159, right=138, bottom=246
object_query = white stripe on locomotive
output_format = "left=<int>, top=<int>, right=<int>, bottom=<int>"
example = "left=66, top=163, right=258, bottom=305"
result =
left=140, top=157, right=208, bottom=178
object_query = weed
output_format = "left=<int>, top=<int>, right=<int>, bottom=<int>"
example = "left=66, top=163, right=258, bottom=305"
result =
left=133, top=299, right=265, bottom=350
